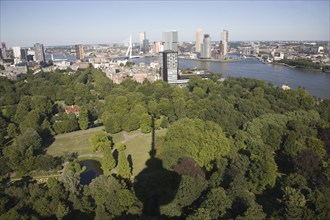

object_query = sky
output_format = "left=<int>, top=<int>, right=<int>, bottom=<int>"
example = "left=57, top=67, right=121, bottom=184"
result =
left=0, top=0, right=329, bottom=47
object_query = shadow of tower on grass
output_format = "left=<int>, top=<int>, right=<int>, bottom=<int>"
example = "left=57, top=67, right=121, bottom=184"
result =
left=133, top=116, right=181, bottom=218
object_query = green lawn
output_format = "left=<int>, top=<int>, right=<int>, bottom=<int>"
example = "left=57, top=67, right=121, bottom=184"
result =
left=124, top=128, right=167, bottom=176
left=47, top=126, right=125, bottom=157
left=111, top=132, right=125, bottom=143
left=47, top=127, right=168, bottom=176
left=47, top=127, right=101, bottom=157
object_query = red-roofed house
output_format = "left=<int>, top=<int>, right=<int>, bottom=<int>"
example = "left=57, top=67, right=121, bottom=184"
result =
left=65, top=105, right=80, bottom=117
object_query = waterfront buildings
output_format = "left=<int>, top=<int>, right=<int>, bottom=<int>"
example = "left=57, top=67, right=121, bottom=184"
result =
left=163, top=31, right=178, bottom=51
left=27, top=49, right=36, bottom=62
left=142, top=39, right=150, bottom=54
left=139, top=32, right=146, bottom=50
left=200, top=34, right=212, bottom=59
left=12, top=46, right=21, bottom=62
left=20, top=48, right=28, bottom=61
left=139, top=32, right=150, bottom=54
left=159, top=50, right=178, bottom=83
left=0, top=42, right=7, bottom=60
left=221, top=29, right=229, bottom=57
left=195, top=28, right=203, bottom=52
left=75, top=44, right=84, bottom=61
left=151, top=41, right=164, bottom=54
left=34, top=43, right=46, bottom=63
left=151, top=42, right=159, bottom=54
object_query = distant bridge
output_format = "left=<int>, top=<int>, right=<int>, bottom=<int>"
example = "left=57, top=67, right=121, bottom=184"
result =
left=125, top=35, right=141, bottom=60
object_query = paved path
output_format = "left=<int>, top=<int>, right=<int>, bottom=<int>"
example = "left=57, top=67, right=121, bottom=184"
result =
left=78, top=154, right=103, bottom=158
left=122, top=131, right=143, bottom=143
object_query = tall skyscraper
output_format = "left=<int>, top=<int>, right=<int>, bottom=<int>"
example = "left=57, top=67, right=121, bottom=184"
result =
left=0, top=42, right=7, bottom=60
left=195, top=28, right=203, bottom=52
left=159, top=51, right=178, bottom=84
left=163, top=31, right=178, bottom=51
left=200, top=34, right=211, bottom=59
left=75, top=44, right=84, bottom=60
left=34, top=43, right=46, bottom=63
left=27, top=49, right=36, bottom=61
left=139, top=32, right=146, bottom=50
left=20, top=48, right=28, bottom=61
left=221, top=29, right=229, bottom=57
left=142, top=39, right=150, bottom=54
left=12, top=46, right=21, bottom=60
left=139, top=32, right=149, bottom=54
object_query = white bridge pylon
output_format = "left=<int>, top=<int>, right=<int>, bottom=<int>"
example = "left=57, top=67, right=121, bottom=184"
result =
left=125, top=34, right=132, bottom=59
left=125, top=34, right=140, bottom=59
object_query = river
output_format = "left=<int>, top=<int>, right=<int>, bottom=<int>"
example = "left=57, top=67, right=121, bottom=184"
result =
left=134, top=56, right=330, bottom=99
left=45, top=54, right=329, bottom=99
left=45, top=53, right=76, bottom=62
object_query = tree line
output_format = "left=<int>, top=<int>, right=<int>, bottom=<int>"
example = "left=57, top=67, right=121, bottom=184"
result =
left=275, top=58, right=322, bottom=70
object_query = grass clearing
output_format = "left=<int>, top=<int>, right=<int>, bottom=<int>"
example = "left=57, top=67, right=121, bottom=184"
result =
left=125, top=128, right=168, bottom=176
left=125, top=134, right=151, bottom=176
left=111, top=132, right=125, bottom=143
left=47, top=126, right=105, bottom=157
left=47, top=127, right=168, bottom=176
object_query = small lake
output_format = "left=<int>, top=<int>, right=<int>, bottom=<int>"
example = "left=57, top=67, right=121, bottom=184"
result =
left=79, top=160, right=103, bottom=185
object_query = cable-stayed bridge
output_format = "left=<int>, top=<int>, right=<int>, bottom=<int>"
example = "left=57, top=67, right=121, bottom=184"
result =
left=125, top=35, right=141, bottom=59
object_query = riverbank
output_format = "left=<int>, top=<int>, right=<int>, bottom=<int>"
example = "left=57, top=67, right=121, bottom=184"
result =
left=177, top=57, right=329, bottom=99
left=272, top=62, right=323, bottom=72
left=179, top=57, right=238, bottom=63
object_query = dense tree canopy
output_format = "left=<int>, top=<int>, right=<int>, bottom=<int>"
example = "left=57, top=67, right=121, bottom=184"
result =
left=0, top=67, right=329, bottom=219
left=161, top=118, right=231, bottom=171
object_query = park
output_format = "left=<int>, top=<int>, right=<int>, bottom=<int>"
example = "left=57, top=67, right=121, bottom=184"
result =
left=47, top=126, right=168, bottom=177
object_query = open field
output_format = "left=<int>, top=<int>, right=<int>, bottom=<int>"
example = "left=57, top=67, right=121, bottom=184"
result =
left=47, top=127, right=168, bottom=176
left=125, top=128, right=168, bottom=176
left=47, top=126, right=125, bottom=157
left=47, top=126, right=104, bottom=157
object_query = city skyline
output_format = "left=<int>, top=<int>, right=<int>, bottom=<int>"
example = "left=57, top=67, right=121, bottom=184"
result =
left=1, top=0, right=329, bottom=47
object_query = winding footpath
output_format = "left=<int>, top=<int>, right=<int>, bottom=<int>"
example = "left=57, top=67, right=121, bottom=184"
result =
left=122, top=131, right=143, bottom=143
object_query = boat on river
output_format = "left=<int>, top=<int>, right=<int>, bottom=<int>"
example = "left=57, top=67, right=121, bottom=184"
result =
left=282, top=83, right=290, bottom=90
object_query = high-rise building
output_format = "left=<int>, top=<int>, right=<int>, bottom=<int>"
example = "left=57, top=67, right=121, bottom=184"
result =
left=159, top=51, right=178, bottom=84
left=221, top=29, right=229, bottom=57
left=0, top=42, right=7, bottom=60
left=139, top=32, right=146, bottom=50
left=195, top=28, right=203, bottom=52
left=20, top=48, right=28, bottom=61
left=12, top=46, right=21, bottom=60
left=151, top=42, right=158, bottom=54
left=200, top=34, right=211, bottom=59
left=219, top=40, right=224, bottom=58
left=34, top=43, right=46, bottom=63
left=75, top=44, right=84, bottom=61
left=142, top=39, right=150, bottom=53
left=152, top=42, right=165, bottom=54
left=139, top=32, right=149, bottom=54
left=163, top=31, right=178, bottom=51
left=27, top=49, right=36, bottom=61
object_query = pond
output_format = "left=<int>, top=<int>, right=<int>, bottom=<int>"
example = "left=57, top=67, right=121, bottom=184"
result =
left=79, top=160, right=103, bottom=185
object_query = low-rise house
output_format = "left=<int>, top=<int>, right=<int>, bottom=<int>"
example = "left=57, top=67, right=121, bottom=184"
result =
left=65, top=105, right=80, bottom=116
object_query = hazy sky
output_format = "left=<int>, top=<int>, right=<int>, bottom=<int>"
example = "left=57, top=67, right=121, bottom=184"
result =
left=1, top=0, right=329, bottom=47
